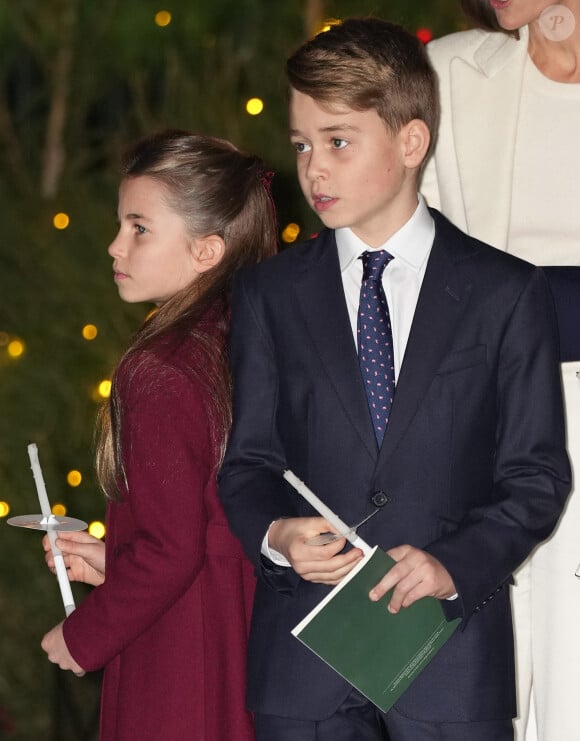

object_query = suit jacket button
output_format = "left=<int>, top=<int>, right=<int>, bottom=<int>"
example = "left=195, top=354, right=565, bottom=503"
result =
left=371, top=490, right=391, bottom=507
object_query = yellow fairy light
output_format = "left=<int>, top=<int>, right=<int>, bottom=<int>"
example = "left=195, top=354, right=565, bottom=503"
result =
left=246, top=97, right=264, bottom=116
left=53, top=212, right=70, bottom=230
left=282, top=223, right=301, bottom=244
left=0, top=502, right=10, bottom=517
left=67, top=470, right=82, bottom=487
left=317, top=18, right=341, bottom=35
left=52, top=503, right=67, bottom=516
left=155, top=10, right=172, bottom=27
left=89, top=521, right=106, bottom=539
left=7, top=339, right=25, bottom=358
left=82, top=324, right=98, bottom=340
left=98, top=380, right=112, bottom=398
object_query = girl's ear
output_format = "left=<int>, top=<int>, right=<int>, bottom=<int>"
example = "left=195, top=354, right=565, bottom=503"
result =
left=191, top=234, right=226, bottom=273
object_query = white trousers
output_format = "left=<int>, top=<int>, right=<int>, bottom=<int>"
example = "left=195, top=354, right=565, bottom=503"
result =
left=513, top=362, right=580, bottom=741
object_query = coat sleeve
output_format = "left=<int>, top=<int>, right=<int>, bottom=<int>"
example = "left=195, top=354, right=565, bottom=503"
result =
left=63, top=357, right=213, bottom=670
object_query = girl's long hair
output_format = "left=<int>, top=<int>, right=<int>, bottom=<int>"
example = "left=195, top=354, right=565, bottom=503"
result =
left=96, top=129, right=277, bottom=500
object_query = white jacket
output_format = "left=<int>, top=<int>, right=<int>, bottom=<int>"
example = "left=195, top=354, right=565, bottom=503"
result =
left=421, top=26, right=529, bottom=252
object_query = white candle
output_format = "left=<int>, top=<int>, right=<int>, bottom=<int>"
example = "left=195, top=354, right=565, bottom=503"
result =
left=283, top=469, right=372, bottom=555
left=28, top=444, right=76, bottom=616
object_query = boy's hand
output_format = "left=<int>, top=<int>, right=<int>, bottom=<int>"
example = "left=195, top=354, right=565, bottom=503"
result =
left=43, top=530, right=106, bottom=586
left=41, top=621, right=86, bottom=676
left=369, top=545, right=456, bottom=613
left=269, top=517, right=363, bottom=586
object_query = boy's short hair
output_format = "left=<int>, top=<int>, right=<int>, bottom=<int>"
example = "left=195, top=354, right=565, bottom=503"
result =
left=286, top=17, right=440, bottom=162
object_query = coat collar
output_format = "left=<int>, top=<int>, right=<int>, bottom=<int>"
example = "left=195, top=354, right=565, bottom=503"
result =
left=473, top=25, right=528, bottom=76
left=449, top=27, right=528, bottom=249
left=294, top=230, right=379, bottom=462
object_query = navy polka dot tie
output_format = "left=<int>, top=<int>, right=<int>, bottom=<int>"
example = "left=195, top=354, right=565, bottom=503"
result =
left=357, top=250, right=395, bottom=447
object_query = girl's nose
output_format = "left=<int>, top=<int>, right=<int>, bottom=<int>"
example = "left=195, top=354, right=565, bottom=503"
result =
left=108, top=231, right=123, bottom=258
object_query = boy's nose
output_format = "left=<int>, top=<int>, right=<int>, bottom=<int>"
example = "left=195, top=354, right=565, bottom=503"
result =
left=305, top=152, right=328, bottom=182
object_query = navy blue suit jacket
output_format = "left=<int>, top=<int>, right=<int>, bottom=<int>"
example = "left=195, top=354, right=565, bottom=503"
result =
left=219, top=209, right=571, bottom=723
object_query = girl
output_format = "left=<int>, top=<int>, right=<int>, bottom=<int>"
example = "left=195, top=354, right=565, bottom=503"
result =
left=41, top=129, right=277, bottom=740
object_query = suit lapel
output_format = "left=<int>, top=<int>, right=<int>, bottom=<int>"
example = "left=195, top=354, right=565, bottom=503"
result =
left=450, top=28, right=528, bottom=250
left=294, top=231, right=378, bottom=461
left=378, top=212, right=474, bottom=466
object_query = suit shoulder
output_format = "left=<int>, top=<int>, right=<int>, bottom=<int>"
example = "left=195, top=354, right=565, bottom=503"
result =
left=431, top=208, right=536, bottom=275
left=238, top=229, right=332, bottom=284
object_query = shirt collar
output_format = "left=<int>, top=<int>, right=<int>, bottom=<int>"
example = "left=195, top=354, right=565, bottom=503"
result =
left=336, top=194, right=434, bottom=274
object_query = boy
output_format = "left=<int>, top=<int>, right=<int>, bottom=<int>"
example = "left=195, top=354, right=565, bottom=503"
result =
left=219, top=18, right=570, bottom=741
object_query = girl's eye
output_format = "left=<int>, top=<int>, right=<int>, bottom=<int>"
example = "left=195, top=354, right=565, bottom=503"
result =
left=331, top=138, right=348, bottom=150
left=135, top=224, right=147, bottom=235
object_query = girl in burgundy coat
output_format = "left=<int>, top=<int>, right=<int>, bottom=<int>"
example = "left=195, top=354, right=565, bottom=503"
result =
left=40, top=129, right=277, bottom=740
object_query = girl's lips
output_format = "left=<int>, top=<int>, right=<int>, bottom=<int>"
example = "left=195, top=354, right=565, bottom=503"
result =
left=489, top=0, right=510, bottom=9
left=114, top=271, right=128, bottom=281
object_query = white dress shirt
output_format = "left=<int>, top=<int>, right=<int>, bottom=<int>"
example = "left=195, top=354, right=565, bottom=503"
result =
left=336, top=195, right=435, bottom=379
left=263, top=196, right=436, bottom=564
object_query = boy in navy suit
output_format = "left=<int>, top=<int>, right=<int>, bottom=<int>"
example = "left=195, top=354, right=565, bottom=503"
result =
left=219, top=18, right=570, bottom=740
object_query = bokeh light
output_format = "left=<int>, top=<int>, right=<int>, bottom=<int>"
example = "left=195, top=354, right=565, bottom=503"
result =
left=317, top=18, right=341, bottom=34
left=155, top=10, right=172, bottom=27
left=53, top=212, right=70, bottom=230
left=67, top=470, right=82, bottom=487
left=246, top=97, right=264, bottom=116
left=7, top=339, right=25, bottom=358
left=82, top=324, right=98, bottom=340
left=98, top=380, right=112, bottom=398
left=416, top=27, right=433, bottom=44
left=89, top=521, right=106, bottom=539
left=52, top=503, right=67, bottom=517
left=0, top=502, right=10, bottom=518
left=281, top=223, right=301, bottom=244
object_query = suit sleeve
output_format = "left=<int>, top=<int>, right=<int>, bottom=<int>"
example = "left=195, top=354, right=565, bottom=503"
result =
left=218, top=269, right=301, bottom=589
left=426, top=267, right=571, bottom=620
left=63, top=359, right=212, bottom=670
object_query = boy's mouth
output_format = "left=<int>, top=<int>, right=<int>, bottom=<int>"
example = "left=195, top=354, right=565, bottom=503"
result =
left=313, top=194, right=337, bottom=212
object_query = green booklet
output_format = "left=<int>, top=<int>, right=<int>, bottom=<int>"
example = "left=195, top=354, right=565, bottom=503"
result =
left=292, top=545, right=461, bottom=713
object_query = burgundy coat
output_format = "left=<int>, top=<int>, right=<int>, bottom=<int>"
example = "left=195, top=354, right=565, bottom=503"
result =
left=64, top=316, right=256, bottom=740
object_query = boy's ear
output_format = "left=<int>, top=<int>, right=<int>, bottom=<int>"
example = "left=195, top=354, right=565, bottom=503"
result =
left=400, top=119, right=430, bottom=170
left=191, top=234, right=226, bottom=273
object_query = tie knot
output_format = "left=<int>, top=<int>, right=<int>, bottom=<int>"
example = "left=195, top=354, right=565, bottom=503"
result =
left=361, top=250, right=394, bottom=282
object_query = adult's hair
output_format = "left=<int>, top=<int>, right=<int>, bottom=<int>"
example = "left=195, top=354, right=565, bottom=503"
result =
left=286, top=17, right=440, bottom=162
left=460, top=0, right=512, bottom=34
left=96, top=129, right=278, bottom=499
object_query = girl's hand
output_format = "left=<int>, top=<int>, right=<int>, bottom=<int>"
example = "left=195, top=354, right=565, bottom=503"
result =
left=41, top=621, right=86, bottom=676
left=43, top=530, right=106, bottom=586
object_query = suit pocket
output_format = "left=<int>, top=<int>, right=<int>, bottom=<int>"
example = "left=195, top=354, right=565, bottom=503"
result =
left=435, top=344, right=486, bottom=375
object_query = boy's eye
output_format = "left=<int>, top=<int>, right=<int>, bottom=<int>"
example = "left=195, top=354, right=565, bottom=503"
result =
left=331, top=138, right=348, bottom=149
left=292, top=141, right=311, bottom=154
